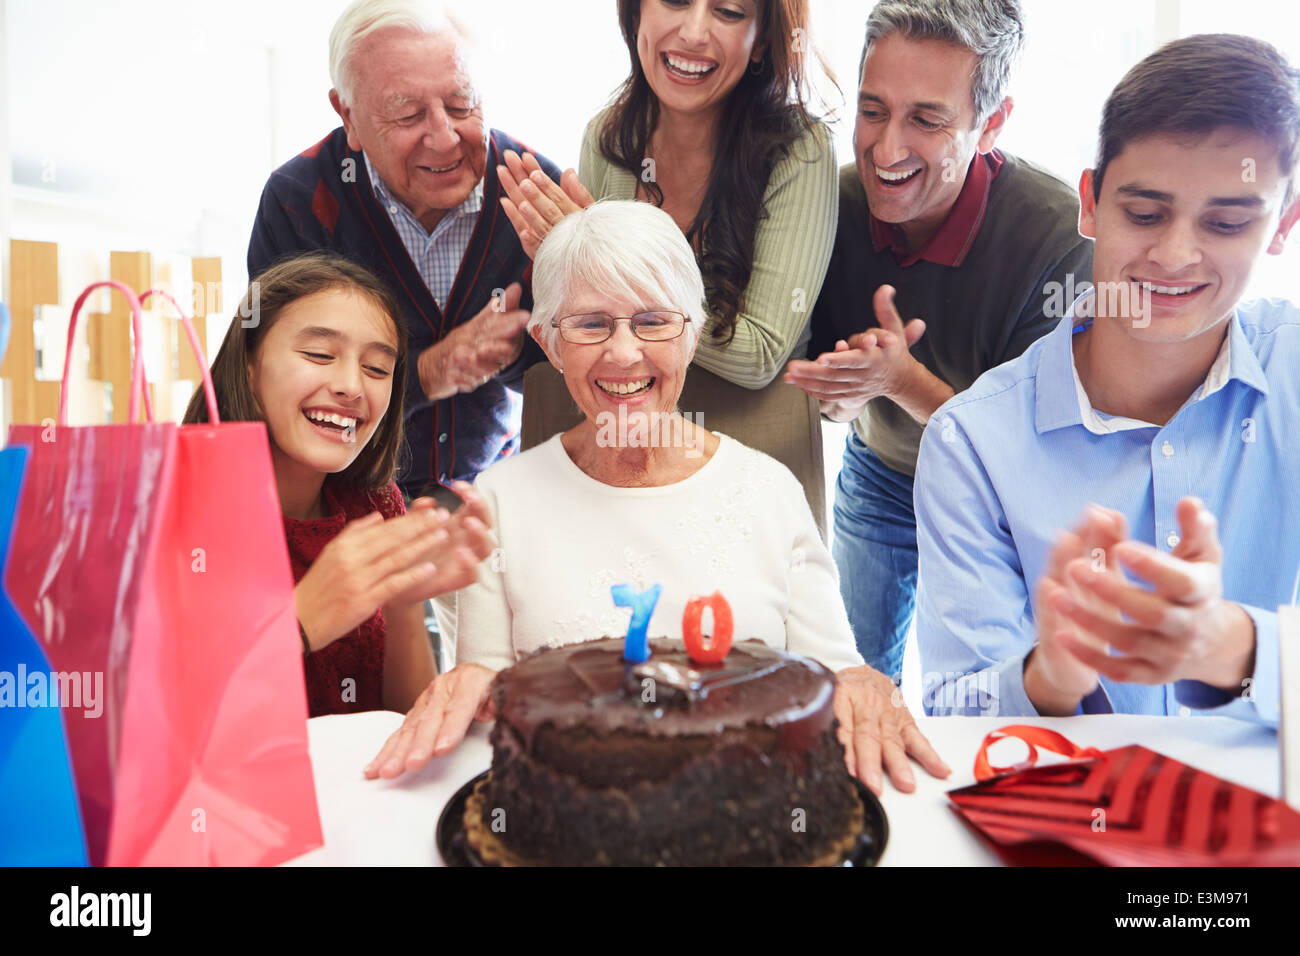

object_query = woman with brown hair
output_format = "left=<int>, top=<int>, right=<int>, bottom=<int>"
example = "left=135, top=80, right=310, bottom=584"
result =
left=498, top=0, right=840, bottom=528
left=183, top=251, right=493, bottom=716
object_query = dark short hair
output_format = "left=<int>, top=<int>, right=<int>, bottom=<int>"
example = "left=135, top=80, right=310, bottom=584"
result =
left=182, top=251, right=408, bottom=490
left=1094, top=34, right=1300, bottom=204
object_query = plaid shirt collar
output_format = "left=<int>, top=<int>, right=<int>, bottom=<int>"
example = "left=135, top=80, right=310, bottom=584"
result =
left=363, top=151, right=484, bottom=247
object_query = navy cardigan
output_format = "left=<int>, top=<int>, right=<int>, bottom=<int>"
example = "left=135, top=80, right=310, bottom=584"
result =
left=248, top=126, right=557, bottom=497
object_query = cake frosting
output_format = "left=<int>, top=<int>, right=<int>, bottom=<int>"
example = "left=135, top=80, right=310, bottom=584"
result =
left=466, top=637, right=863, bottom=866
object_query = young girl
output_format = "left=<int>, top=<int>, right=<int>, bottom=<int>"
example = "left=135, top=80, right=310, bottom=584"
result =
left=183, top=251, right=492, bottom=717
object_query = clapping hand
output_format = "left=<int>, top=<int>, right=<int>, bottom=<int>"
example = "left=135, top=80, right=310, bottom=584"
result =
left=784, top=285, right=927, bottom=422
left=498, top=149, right=594, bottom=259
left=1049, top=497, right=1255, bottom=692
left=416, top=283, right=530, bottom=400
left=391, top=481, right=495, bottom=605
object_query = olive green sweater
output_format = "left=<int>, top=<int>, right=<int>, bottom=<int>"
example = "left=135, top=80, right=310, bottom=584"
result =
left=577, top=111, right=839, bottom=389
left=810, top=155, right=1094, bottom=477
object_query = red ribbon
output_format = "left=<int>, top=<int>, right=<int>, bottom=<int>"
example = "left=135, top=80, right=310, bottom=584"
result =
left=973, top=725, right=1106, bottom=781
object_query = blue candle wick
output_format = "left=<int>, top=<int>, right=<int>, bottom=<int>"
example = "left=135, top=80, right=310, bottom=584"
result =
left=611, top=583, right=661, bottom=663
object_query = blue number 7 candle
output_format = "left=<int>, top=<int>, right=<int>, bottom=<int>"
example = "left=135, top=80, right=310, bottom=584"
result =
left=611, top=583, right=662, bottom=663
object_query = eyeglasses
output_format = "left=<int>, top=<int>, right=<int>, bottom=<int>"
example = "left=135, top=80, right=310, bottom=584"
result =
left=552, top=311, right=689, bottom=345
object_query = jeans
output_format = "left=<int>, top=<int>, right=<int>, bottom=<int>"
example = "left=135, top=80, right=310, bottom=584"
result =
left=831, top=433, right=918, bottom=681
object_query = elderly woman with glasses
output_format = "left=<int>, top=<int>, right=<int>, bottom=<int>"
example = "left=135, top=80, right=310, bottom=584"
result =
left=365, top=201, right=949, bottom=796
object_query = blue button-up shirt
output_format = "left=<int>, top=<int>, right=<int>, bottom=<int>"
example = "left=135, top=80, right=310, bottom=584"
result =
left=364, top=152, right=483, bottom=310
left=914, top=291, right=1300, bottom=725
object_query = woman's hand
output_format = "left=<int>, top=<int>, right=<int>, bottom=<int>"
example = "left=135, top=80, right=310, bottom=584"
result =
left=833, top=665, right=951, bottom=796
left=295, top=509, right=444, bottom=651
left=390, top=482, right=495, bottom=605
left=364, top=663, right=498, bottom=779
left=498, top=149, right=594, bottom=259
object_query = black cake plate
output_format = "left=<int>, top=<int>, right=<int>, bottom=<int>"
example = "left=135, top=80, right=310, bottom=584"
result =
left=436, top=770, right=889, bottom=867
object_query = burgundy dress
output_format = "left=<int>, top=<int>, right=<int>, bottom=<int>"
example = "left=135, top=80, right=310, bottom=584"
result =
left=282, top=481, right=406, bottom=717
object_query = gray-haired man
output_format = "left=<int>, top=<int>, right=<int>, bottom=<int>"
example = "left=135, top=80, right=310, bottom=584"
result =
left=784, top=0, right=1093, bottom=682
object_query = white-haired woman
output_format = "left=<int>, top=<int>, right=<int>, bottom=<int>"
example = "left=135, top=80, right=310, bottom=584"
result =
left=365, top=202, right=949, bottom=796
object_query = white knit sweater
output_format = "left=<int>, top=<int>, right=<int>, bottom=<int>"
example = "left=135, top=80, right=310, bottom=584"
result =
left=456, top=433, right=864, bottom=674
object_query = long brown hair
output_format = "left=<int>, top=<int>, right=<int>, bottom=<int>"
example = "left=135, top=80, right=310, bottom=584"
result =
left=182, top=251, right=409, bottom=490
left=601, top=0, right=837, bottom=344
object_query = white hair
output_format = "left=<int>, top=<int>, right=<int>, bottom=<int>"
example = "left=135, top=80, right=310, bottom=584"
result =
left=329, top=0, right=476, bottom=107
left=530, top=201, right=707, bottom=356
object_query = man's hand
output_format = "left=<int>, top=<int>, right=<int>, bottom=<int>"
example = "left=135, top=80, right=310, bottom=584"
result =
left=1026, top=505, right=1129, bottom=715
left=364, top=663, right=498, bottom=779
left=417, top=283, right=529, bottom=401
left=833, top=665, right=951, bottom=796
left=1053, top=497, right=1256, bottom=693
left=498, top=149, right=594, bottom=259
left=784, top=285, right=937, bottom=423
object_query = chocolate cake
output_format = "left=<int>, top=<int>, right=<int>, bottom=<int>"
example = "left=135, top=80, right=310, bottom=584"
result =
left=465, top=637, right=863, bottom=866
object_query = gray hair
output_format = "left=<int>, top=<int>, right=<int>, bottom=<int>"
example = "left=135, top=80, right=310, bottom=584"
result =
left=530, top=201, right=707, bottom=356
left=329, top=0, right=475, bottom=107
left=861, top=0, right=1024, bottom=123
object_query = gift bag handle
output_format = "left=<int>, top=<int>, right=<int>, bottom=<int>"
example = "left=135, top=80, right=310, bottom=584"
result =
left=59, top=281, right=153, bottom=425
left=137, top=289, right=220, bottom=425
left=973, top=725, right=1107, bottom=781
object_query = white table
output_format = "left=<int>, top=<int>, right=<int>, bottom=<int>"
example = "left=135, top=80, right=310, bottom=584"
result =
left=284, top=712, right=1279, bottom=866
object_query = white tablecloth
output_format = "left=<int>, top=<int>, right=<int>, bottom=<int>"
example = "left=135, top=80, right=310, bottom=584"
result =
left=283, top=711, right=1279, bottom=866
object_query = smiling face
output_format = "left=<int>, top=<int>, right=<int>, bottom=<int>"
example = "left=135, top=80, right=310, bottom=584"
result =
left=636, top=0, right=762, bottom=120
left=534, top=284, right=695, bottom=427
left=331, top=27, right=486, bottom=232
left=248, top=288, right=399, bottom=479
left=1079, top=128, right=1299, bottom=344
left=855, top=32, right=1007, bottom=245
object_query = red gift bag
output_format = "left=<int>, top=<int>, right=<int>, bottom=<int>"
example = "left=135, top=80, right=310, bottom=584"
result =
left=948, top=724, right=1300, bottom=866
left=5, top=281, right=322, bottom=866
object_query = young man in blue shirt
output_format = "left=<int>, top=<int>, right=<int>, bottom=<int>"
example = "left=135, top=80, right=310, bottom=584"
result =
left=914, top=34, right=1300, bottom=723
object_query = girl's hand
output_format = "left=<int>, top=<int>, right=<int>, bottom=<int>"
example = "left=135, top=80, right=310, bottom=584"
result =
left=498, top=149, right=594, bottom=259
left=295, top=509, right=444, bottom=650
left=390, top=482, right=495, bottom=605
left=364, top=663, right=498, bottom=779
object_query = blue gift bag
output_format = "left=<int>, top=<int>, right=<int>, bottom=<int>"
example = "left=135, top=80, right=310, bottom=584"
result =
left=0, top=419, right=89, bottom=863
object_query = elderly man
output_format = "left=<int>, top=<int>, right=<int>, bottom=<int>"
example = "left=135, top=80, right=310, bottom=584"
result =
left=248, top=0, right=560, bottom=504
left=784, top=0, right=1092, bottom=682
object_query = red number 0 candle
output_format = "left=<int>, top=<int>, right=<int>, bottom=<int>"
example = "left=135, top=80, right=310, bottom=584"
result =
left=681, top=592, right=734, bottom=664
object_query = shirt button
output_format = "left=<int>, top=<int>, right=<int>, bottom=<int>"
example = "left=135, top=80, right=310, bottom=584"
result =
left=1178, top=706, right=1191, bottom=717
left=1166, top=532, right=1180, bottom=548
left=438, top=433, right=448, bottom=443
left=388, top=205, right=398, bottom=214
left=1161, top=441, right=1174, bottom=458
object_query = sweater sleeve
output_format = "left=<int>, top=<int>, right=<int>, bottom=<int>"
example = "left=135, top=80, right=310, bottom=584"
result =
left=453, top=472, right=516, bottom=673
left=691, top=121, right=839, bottom=390
left=773, top=465, right=864, bottom=672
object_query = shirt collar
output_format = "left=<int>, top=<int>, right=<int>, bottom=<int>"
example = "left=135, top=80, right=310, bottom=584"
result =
left=1035, top=288, right=1270, bottom=435
left=869, top=149, right=1004, bottom=268
left=363, top=151, right=484, bottom=239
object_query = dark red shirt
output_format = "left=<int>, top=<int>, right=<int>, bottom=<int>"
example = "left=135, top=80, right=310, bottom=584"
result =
left=283, top=480, right=406, bottom=716
left=869, top=149, right=1005, bottom=268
